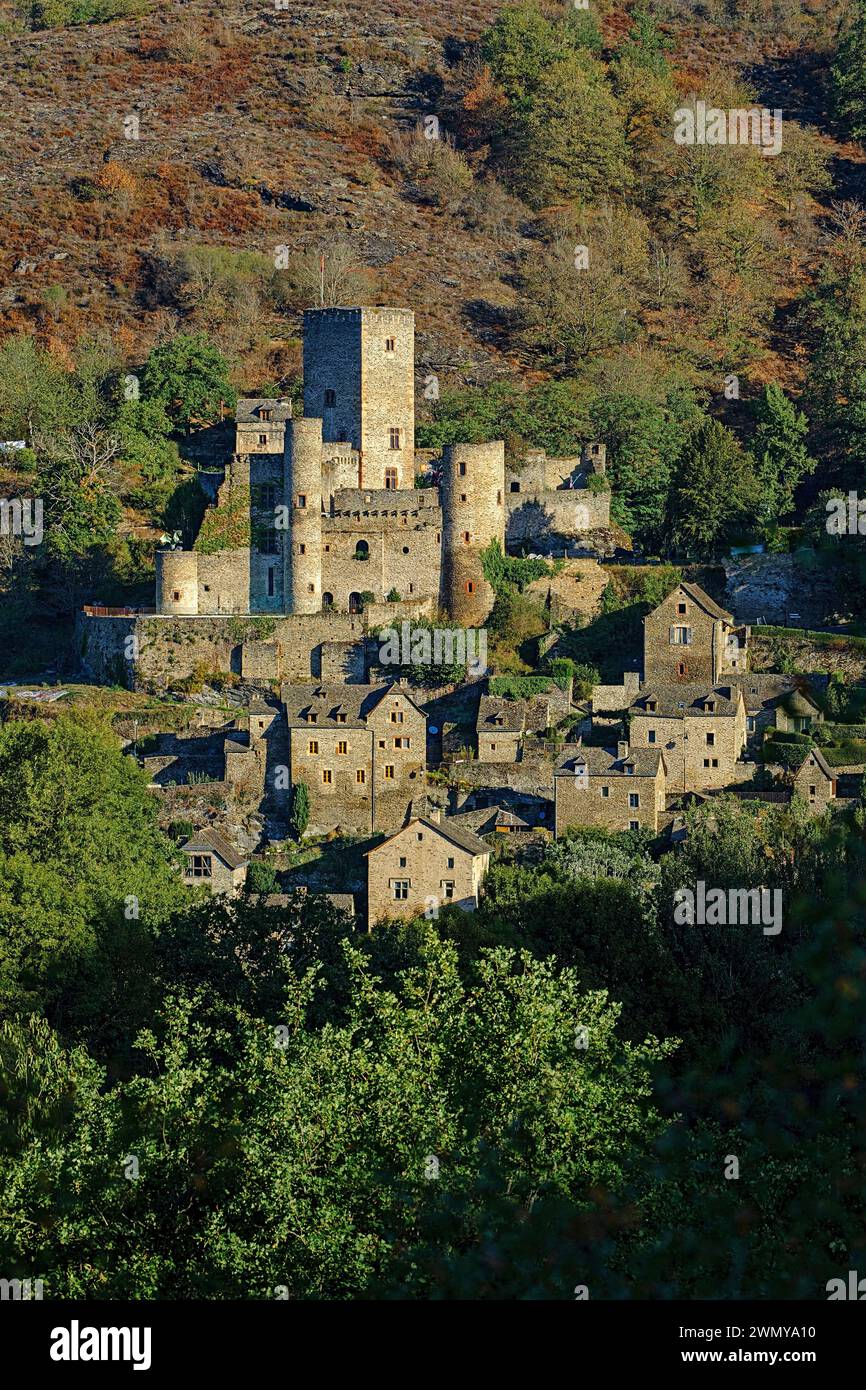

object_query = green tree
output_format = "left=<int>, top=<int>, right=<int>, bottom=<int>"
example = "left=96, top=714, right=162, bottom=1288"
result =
left=832, top=0, right=866, bottom=140
left=669, top=419, right=763, bottom=555
left=750, top=384, right=815, bottom=521
left=0, top=718, right=184, bottom=1034
left=141, top=334, right=235, bottom=432
left=289, top=781, right=310, bottom=838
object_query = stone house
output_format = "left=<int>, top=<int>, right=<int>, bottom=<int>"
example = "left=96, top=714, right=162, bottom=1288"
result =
left=791, top=747, right=836, bottom=812
left=628, top=684, right=747, bottom=793
left=366, top=811, right=491, bottom=924
left=284, top=681, right=426, bottom=835
left=729, top=673, right=798, bottom=742
left=234, top=397, right=293, bottom=460
left=554, top=743, right=667, bottom=836
left=475, top=695, right=551, bottom=762
left=181, top=829, right=248, bottom=896
left=774, top=688, right=824, bottom=735
left=643, top=582, right=748, bottom=686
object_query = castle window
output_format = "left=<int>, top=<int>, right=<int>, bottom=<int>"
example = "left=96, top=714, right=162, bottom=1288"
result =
left=385, top=337, right=396, bottom=353
left=384, top=765, right=395, bottom=780
left=447, top=857, right=454, bottom=869
left=465, top=581, right=474, bottom=594
left=436, top=532, right=440, bottom=543
left=399, top=856, right=407, bottom=868
left=203, top=585, right=210, bottom=592
left=706, top=732, right=716, bottom=746
left=187, top=854, right=212, bottom=879
left=462, top=531, right=471, bottom=544
left=378, top=739, right=385, bottom=749
left=357, top=769, right=366, bottom=784
left=648, top=730, right=656, bottom=743
left=601, top=786, right=610, bottom=798
left=172, top=591, right=180, bottom=602
left=497, top=490, right=502, bottom=505
left=629, top=793, right=640, bottom=808
left=324, top=389, right=336, bottom=407
left=308, top=583, right=315, bottom=593
left=299, top=543, right=306, bottom=555
left=322, top=592, right=333, bottom=609
left=354, top=540, right=369, bottom=562
left=337, top=741, right=348, bottom=754
left=308, top=740, right=319, bottom=754
left=510, top=481, right=520, bottom=493
left=258, top=434, right=268, bottom=446
left=259, top=484, right=277, bottom=509
left=409, top=583, right=414, bottom=593
left=259, top=531, right=279, bottom=555
left=441, top=881, right=455, bottom=901
left=322, top=769, right=332, bottom=785
left=678, top=662, right=688, bottom=677
left=460, top=493, right=467, bottom=503
left=297, top=494, right=306, bottom=508
left=385, top=467, right=398, bottom=490
left=267, top=567, right=275, bottom=597
left=629, top=820, right=639, bottom=832
left=392, top=880, right=409, bottom=900
left=389, top=428, right=401, bottom=450
left=458, top=462, right=466, bottom=476
left=491, top=742, right=496, bottom=751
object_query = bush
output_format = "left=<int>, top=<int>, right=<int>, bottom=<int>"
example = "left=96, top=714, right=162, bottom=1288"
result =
left=246, top=861, right=279, bottom=895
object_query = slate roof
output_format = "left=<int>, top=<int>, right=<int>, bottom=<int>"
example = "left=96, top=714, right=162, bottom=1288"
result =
left=554, top=746, right=664, bottom=777
left=182, top=829, right=248, bottom=870
left=282, top=682, right=424, bottom=729
left=794, top=747, right=835, bottom=780
left=729, top=673, right=797, bottom=713
left=236, top=397, right=292, bottom=424
left=630, top=683, right=742, bottom=719
left=366, top=816, right=490, bottom=860
left=477, top=696, right=525, bottom=734
left=678, top=581, right=734, bottom=624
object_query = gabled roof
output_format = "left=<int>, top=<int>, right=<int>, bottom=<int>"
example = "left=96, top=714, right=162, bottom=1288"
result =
left=795, top=747, right=835, bottom=780
left=783, top=689, right=822, bottom=717
left=282, top=682, right=425, bottom=729
left=729, top=673, right=796, bottom=712
left=677, top=581, right=734, bottom=623
left=366, top=816, right=490, bottom=860
left=236, top=397, right=292, bottom=424
left=182, top=829, right=248, bottom=870
left=630, top=683, right=742, bottom=719
left=555, top=746, right=664, bottom=778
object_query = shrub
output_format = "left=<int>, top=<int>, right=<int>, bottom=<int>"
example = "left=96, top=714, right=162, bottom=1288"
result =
left=246, top=861, right=279, bottom=895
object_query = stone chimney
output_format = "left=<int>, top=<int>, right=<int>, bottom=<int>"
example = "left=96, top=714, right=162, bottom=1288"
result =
left=428, top=806, right=441, bottom=824
left=617, top=740, right=629, bottom=760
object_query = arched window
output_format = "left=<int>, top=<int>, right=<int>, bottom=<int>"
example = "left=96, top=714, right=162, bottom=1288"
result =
left=349, top=592, right=363, bottom=614
left=322, top=592, right=334, bottom=609
left=354, top=539, right=369, bottom=561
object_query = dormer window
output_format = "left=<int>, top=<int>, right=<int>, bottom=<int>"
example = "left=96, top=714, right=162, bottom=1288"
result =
left=260, top=408, right=272, bottom=421
left=646, top=700, right=657, bottom=712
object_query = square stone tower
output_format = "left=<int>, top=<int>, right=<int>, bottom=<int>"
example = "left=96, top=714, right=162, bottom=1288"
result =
left=303, top=306, right=415, bottom=490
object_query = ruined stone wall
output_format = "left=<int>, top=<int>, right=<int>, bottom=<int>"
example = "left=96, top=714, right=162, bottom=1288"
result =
left=77, top=612, right=368, bottom=689
left=505, top=490, right=610, bottom=545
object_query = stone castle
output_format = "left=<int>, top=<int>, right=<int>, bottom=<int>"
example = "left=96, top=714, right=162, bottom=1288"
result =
left=155, top=306, right=610, bottom=630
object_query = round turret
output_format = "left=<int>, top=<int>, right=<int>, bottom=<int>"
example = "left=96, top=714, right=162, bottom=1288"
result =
left=440, top=441, right=505, bottom=625
left=284, top=417, right=323, bottom=614
left=156, top=550, right=199, bottom=614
